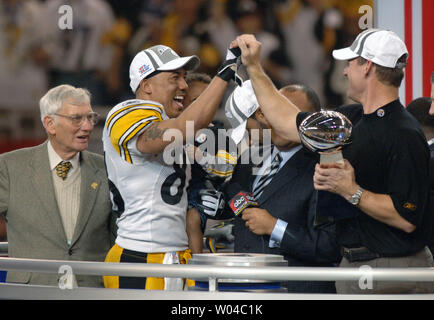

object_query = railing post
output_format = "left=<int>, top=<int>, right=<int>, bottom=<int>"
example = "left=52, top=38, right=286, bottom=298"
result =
left=208, top=277, right=218, bottom=292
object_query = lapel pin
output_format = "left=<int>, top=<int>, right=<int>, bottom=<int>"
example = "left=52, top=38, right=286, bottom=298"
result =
left=91, top=182, right=98, bottom=190
left=377, top=108, right=385, bottom=117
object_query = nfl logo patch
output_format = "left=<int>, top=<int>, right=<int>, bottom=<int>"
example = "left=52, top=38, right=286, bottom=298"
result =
left=139, top=64, right=152, bottom=75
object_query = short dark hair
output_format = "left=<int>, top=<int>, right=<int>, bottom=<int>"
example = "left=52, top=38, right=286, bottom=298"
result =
left=406, top=97, right=434, bottom=127
left=357, top=56, right=406, bottom=87
left=186, top=72, right=212, bottom=86
left=279, top=83, right=321, bottom=112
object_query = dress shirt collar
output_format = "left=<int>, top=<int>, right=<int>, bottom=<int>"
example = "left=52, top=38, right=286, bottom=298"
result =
left=253, top=144, right=302, bottom=183
left=47, top=140, right=80, bottom=172
left=274, top=144, right=303, bottom=170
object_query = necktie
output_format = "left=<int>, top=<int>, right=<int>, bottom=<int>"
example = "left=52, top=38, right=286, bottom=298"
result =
left=253, top=151, right=282, bottom=199
left=56, top=161, right=72, bottom=180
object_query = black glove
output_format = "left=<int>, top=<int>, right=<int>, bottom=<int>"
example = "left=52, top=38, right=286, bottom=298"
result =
left=196, top=188, right=226, bottom=219
left=204, top=220, right=234, bottom=242
left=217, top=47, right=242, bottom=84
left=204, top=220, right=235, bottom=253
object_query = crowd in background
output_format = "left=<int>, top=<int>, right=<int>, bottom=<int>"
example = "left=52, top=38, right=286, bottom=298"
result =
left=0, top=0, right=372, bottom=114
left=1, top=0, right=434, bottom=295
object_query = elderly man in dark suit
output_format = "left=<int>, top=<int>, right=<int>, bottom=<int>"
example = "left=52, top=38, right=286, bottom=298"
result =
left=0, top=84, right=115, bottom=287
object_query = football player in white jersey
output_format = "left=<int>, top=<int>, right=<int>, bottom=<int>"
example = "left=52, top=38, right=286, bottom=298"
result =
left=103, top=44, right=240, bottom=290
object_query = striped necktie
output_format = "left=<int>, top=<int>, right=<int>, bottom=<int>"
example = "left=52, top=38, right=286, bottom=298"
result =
left=253, top=151, right=282, bottom=199
left=55, top=161, right=72, bottom=180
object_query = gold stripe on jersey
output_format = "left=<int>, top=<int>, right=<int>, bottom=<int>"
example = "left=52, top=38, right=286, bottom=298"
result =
left=120, top=119, right=154, bottom=163
left=216, top=150, right=238, bottom=164
left=106, top=102, right=163, bottom=131
left=109, top=108, right=162, bottom=163
left=208, top=167, right=234, bottom=177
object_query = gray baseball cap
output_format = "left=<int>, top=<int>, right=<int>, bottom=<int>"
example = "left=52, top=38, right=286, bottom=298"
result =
left=332, top=29, right=408, bottom=68
left=129, top=45, right=200, bottom=93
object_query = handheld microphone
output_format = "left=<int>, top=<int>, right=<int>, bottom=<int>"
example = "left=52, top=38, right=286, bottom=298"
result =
left=226, top=183, right=258, bottom=216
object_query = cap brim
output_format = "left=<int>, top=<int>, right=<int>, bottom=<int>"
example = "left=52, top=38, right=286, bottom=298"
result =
left=332, top=47, right=359, bottom=61
left=157, top=55, right=200, bottom=72
left=230, top=122, right=247, bottom=145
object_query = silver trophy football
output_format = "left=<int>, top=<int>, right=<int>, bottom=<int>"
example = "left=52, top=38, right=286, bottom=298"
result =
left=298, top=111, right=352, bottom=164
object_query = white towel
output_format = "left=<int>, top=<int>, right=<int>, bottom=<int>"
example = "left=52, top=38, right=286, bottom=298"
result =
left=163, top=251, right=184, bottom=291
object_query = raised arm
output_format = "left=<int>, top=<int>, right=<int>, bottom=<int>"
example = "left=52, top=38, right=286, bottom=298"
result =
left=234, top=34, right=301, bottom=143
left=136, top=76, right=228, bottom=154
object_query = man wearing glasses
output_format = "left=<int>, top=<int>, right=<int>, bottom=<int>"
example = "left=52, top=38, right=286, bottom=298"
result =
left=0, top=84, right=116, bottom=288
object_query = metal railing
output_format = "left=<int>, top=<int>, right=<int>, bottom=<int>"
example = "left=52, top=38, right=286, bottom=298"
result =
left=0, top=242, right=7, bottom=256
left=1, top=242, right=434, bottom=300
left=2, top=256, right=434, bottom=283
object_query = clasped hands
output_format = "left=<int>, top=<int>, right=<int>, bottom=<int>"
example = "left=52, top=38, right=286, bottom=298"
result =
left=313, top=159, right=360, bottom=201
left=229, top=34, right=262, bottom=69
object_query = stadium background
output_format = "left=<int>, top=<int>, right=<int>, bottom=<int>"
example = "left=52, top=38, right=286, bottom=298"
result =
left=0, top=0, right=432, bottom=155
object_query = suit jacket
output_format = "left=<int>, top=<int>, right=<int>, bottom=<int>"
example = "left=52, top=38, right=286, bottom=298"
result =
left=224, top=146, right=341, bottom=293
left=0, top=141, right=115, bottom=287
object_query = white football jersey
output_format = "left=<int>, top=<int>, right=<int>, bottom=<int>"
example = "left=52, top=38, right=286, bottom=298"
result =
left=102, top=99, right=191, bottom=253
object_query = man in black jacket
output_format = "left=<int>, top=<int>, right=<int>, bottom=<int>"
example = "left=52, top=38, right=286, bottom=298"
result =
left=232, top=30, right=434, bottom=294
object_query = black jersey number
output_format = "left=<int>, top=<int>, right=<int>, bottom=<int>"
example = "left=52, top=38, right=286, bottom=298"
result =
left=108, top=179, right=125, bottom=217
left=105, top=153, right=125, bottom=217
left=161, top=164, right=187, bottom=205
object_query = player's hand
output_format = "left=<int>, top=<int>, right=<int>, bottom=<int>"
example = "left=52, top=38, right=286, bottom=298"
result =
left=233, top=34, right=262, bottom=69
left=217, top=47, right=242, bottom=83
left=204, top=220, right=234, bottom=243
left=196, top=189, right=226, bottom=218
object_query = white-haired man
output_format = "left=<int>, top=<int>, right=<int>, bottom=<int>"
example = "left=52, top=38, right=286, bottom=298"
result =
left=0, top=84, right=115, bottom=287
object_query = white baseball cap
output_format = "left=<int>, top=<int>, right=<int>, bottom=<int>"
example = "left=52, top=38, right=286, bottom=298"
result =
left=225, top=80, right=259, bottom=144
left=129, top=45, right=200, bottom=93
left=332, top=29, right=408, bottom=68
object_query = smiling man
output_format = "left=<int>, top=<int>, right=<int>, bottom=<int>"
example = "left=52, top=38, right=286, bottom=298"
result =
left=102, top=44, right=236, bottom=290
left=0, top=84, right=115, bottom=287
left=232, top=30, right=434, bottom=293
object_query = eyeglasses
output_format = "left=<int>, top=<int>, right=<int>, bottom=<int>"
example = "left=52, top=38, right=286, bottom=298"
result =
left=54, top=112, right=99, bottom=126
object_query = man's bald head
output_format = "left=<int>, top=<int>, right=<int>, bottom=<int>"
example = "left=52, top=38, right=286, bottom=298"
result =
left=279, top=84, right=321, bottom=113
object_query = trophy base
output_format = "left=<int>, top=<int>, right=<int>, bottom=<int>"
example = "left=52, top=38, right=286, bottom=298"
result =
left=319, top=148, right=344, bottom=164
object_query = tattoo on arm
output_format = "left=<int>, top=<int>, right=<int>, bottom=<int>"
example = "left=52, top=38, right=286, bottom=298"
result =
left=142, top=122, right=167, bottom=142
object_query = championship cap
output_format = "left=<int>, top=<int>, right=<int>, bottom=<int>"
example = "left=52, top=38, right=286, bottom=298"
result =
left=129, top=45, right=200, bottom=93
left=332, top=29, right=408, bottom=68
left=225, top=80, right=259, bottom=144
